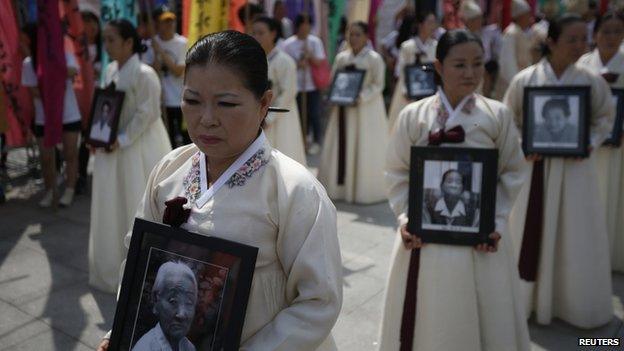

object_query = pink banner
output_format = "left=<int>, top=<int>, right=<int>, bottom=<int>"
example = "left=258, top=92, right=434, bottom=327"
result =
left=37, top=0, right=67, bottom=147
left=368, top=0, right=383, bottom=47
left=0, top=0, right=34, bottom=146
left=61, top=0, right=95, bottom=130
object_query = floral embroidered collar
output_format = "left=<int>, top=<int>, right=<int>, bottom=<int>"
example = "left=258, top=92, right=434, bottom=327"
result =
left=434, top=89, right=476, bottom=129
left=183, top=132, right=270, bottom=208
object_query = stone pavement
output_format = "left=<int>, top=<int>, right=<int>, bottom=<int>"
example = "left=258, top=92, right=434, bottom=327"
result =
left=0, top=147, right=623, bottom=350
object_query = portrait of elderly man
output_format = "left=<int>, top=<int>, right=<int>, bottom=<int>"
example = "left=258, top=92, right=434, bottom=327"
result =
left=133, top=261, right=198, bottom=351
left=534, top=97, right=578, bottom=145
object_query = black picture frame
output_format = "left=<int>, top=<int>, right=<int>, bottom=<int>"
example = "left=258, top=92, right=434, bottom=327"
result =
left=86, top=87, right=124, bottom=148
left=603, top=88, right=624, bottom=147
left=109, top=218, right=258, bottom=351
left=328, top=68, right=366, bottom=106
left=404, top=63, right=436, bottom=100
left=407, top=147, right=498, bottom=246
left=522, top=86, right=590, bottom=157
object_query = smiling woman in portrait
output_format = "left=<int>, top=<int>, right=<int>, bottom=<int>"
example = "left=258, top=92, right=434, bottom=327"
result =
left=97, top=30, right=342, bottom=351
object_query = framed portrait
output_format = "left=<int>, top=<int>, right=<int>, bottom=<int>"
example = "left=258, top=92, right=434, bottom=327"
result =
left=404, top=63, right=436, bottom=101
left=328, top=68, right=366, bottom=106
left=603, top=88, right=624, bottom=147
left=86, top=87, right=124, bottom=148
left=522, top=86, right=590, bottom=157
left=109, top=219, right=258, bottom=351
left=408, top=147, right=498, bottom=246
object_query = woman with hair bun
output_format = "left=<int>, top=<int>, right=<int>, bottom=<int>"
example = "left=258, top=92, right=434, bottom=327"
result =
left=504, top=13, right=614, bottom=329
left=578, top=11, right=624, bottom=273
left=89, top=19, right=171, bottom=294
left=97, top=30, right=342, bottom=351
left=379, top=29, right=530, bottom=351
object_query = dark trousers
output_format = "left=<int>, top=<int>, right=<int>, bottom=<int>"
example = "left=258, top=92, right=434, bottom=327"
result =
left=78, top=132, right=89, bottom=180
left=296, top=90, right=322, bottom=143
left=166, top=106, right=190, bottom=148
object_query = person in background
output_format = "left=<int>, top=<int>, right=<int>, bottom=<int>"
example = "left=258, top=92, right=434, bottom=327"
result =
left=89, top=19, right=171, bottom=294
left=97, top=30, right=342, bottom=351
left=379, top=29, right=530, bottom=351
left=136, top=12, right=157, bottom=66
left=318, top=22, right=388, bottom=204
left=493, top=0, right=535, bottom=100
left=152, top=9, right=189, bottom=148
left=280, top=14, right=326, bottom=154
left=238, top=3, right=265, bottom=30
left=273, top=1, right=293, bottom=39
left=387, top=11, right=438, bottom=132
left=578, top=11, right=624, bottom=273
left=76, top=9, right=102, bottom=194
left=21, top=23, right=81, bottom=208
left=504, top=13, right=614, bottom=329
left=251, top=16, right=307, bottom=165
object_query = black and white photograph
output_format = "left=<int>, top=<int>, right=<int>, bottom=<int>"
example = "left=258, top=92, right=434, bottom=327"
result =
left=421, top=160, right=482, bottom=233
left=86, top=87, right=124, bottom=147
left=328, top=69, right=366, bottom=105
left=408, top=147, right=498, bottom=245
left=109, top=219, right=258, bottom=351
left=523, top=86, right=590, bottom=157
left=404, top=63, right=436, bottom=100
left=604, top=88, right=624, bottom=146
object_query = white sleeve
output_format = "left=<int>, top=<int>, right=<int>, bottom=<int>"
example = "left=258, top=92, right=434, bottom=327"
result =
left=21, top=59, right=38, bottom=87
left=313, top=38, right=326, bottom=60
left=177, top=38, right=188, bottom=65
left=65, top=51, right=80, bottom=71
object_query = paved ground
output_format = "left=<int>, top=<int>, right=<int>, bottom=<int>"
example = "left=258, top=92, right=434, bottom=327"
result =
left=0, top=147, right=623, bottom=350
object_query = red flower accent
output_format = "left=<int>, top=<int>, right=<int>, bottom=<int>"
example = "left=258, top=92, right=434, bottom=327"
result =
left=163, top=197, right=191, bottom=227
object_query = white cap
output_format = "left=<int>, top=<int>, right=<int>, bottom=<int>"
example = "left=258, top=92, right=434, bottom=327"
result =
left=563, top=0, right=589, bottom=15
left=78, top=0, right=100, bottom=18
left=460, top=1, right=483, bottom=20
left=512, top=0, right=531, bottom=18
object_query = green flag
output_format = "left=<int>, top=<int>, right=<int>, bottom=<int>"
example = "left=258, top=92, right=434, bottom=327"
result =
left=328, top=0, right=346, bottom=64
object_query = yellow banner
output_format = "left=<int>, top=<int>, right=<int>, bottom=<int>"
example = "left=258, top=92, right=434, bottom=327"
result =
left=187, top=0, right=230, bottom=47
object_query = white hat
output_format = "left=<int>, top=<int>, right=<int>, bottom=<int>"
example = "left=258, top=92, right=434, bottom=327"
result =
left=78, top=0, right=100, bottom=18
left=563, top=0, right=589, bottom=15
left=460, top=1, right=483, bottom=20
left=512, top=0, right=531, bottom=18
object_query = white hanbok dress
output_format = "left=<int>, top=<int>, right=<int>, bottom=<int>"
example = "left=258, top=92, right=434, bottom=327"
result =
left=265, top=48, right=307, bottom=166
left=378, top=91, right=531, bottom=351
left=578, top=49, right=624, bottom=272
left=387, top=36, right=437, bottom=131
left=504, top=58, right=615, bottom=328
left=88, top=54, right=171, bottom=293
left=318, top=47, right=388, bottom=204
left=493, top=23, right=535, bottom=100
left=125, top=132, right=342, bottom=350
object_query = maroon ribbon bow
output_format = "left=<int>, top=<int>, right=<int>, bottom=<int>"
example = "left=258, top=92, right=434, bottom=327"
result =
left=427, top=125, right=466, bottom=146
left=602, top=72, right=619, bottom=83
left=163, top=197, right=191, bottom=227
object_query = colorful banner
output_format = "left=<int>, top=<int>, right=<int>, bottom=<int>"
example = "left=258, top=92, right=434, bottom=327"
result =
left=0, top=0, right=34, bottom=146
left=348, top=0, right=370, bottom=23
left=99, top=0, right=136, bottom=85
left=61, top=0, right=95, bottom=129
left=327, top=0, right=346, bottom=62
left=229, top=0, right=245, bottom=32
left=285, top=0, right=314, bottom=22
left=37, top=0, right=67, bottom=147
left=187, top=0, right=229, bottom=47
left=368, top=0, right=383, bottom=47
left=502, top=0, right=511, bottom=30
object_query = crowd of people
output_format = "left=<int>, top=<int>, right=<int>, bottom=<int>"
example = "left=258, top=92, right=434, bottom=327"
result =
left=1, top=0, right=624, bottom=350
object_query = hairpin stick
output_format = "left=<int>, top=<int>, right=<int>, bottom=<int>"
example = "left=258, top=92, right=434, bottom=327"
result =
left=268, top=107, right=290, bottom=113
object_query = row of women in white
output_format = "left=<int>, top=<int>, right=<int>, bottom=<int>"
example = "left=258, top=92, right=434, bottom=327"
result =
left=92, top=6, right=624, bottom=351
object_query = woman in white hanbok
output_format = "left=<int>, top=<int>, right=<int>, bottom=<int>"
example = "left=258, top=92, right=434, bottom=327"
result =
left=97, top=31, right=342, bottom=351
left=251, top=17, right=307, bottom=165
left=504, top=14, right=615, bottom=328
left=578, top=11, right=624, bottom=273
left=318, top=22, right=388, bottom=204
left=378, top=29, right=530, bottom=351
left=387, top=12, right=439, bottom=132
left=89, top=20, right=171, bottom=294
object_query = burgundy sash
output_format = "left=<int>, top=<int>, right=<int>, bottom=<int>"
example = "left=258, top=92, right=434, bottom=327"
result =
left=399, top=125, right=466, bottom=350
left=337, top=106, right=346, bottom=185
left=518, top=160, right=544, bottom=281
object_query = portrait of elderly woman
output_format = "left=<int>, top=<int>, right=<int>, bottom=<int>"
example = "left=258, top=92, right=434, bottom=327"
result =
left=132, top=261, right=198, bottom=351
left=329, top=70, right=364, bottom=104
left=405, top=65, right=435, bottom=99
left=422, top=165, right=480, bottom=233
left=533, top=96, right=579, bottom=147
left=90, top=100, right=114, bottom=143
